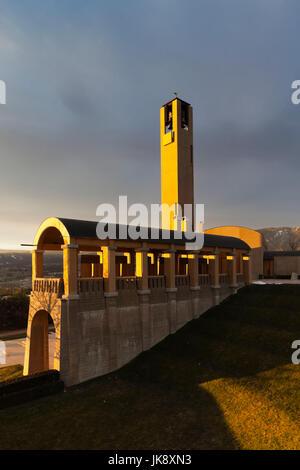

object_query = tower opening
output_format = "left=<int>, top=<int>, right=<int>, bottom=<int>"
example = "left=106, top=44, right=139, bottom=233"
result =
left=181, top=101, right=189, bottom=130
left=164, top=102, right=173, bottom=133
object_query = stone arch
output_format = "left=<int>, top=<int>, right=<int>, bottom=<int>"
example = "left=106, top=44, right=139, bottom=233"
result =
left=23, top=307, right=60, bottom=375
left=34, top=217, right=71, bottom=250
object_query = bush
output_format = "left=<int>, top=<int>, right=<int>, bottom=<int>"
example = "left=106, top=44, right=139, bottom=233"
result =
left=0, top=370, right=64, bottom=409
left=0, top=292, right=29, bottom=331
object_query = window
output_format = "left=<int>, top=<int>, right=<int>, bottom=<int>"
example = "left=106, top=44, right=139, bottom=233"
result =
left=165, top=103, right=173, bottom=133
left=181, top=102, right=189, bottom=130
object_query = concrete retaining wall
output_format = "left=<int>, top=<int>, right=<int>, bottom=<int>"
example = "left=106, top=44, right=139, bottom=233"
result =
left=54, top=284, right=235, bottom=386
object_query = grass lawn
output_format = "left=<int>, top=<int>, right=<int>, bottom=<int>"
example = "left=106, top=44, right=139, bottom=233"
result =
left=0, top=327, right=55, bottom=341
left=0, top=364, right=23, bottom=382
left=0, top=284, right=300, bottom=450
left=0, top=334, right=26, bottom=341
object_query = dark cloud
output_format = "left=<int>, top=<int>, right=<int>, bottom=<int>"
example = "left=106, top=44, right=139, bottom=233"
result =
left=0, top=0, right=300, bottom=248
left=60, top=83, right=97, bottom=116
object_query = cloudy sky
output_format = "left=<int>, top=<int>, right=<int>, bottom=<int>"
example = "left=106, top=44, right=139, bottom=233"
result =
left=1, top=0, right=300, bottom=249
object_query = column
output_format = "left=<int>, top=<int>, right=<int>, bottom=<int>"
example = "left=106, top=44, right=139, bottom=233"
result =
left=163, top=249, right=177, bottom=334
left=135, top=247, right=149, bottom=292
left=102, top=245, right=117, bottom=294
left=32, top=249, right=44, bottom=282
left=209, top=251, right=220, bottom=306
left=209, top=251, right=220, bottom=287
left=164, top=249, right=176, bottom=290
left=62, top=244, right=79, bottom=298
left=188, top=252, right=201, bottom=319
left=135, top=248, right=151, bottom=350
left=243, top=253, right=252, bottom=285
left=227, top=251, right=237, bottom=287
left=188, top=252, right=200, bottom=288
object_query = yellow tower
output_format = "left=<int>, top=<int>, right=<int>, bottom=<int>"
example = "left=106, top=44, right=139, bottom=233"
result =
left=160, top=97, right=194, bottom=231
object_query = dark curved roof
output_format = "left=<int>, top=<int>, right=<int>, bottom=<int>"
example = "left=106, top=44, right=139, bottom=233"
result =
left=57, top=217, right=250, bottom=250
left=203, top=233, right=249, bottom=250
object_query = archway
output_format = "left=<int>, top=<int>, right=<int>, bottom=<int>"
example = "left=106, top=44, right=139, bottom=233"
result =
left=24, top=310, right=57, bottom=375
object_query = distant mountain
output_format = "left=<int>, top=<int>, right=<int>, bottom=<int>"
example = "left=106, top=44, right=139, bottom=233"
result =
left=258, top=227, right=300, bottom=251
left=0, top=251, right=62, bottom=269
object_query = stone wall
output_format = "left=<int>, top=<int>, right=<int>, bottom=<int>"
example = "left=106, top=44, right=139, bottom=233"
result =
left=55, top=283, right=235, bottom=386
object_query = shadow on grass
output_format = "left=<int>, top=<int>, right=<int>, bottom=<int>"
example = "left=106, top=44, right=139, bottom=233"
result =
left=0, top=285, right=299, bottom=450
left=121, top=284, right=300, bottom=388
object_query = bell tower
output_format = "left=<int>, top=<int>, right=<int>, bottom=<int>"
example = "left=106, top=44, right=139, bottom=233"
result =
left=160, top=97, right=194, bottom=231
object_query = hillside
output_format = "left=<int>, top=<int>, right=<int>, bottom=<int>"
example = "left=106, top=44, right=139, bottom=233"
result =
left=0, top=285, right=300, bottom=450
left=0, top=251, right=62, bottom=289
left=258, top=227, right=300, bottom=251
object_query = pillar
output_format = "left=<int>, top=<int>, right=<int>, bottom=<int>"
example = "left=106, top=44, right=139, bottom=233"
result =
left=163, top=249, right=177, bottom=333
left=102, top=246, right=118, bottom=368
left=188, top=252, right=201, bottom=319
left=135, top=248, right=149, bottom=292
left=62, top=244, right=79, bottom=298
left=228, top=251, right=237, bottom=287
left=209, top=251, right=220, bottom=287
left=136, top=248, right=151, bottom=350
left=32, top=249, right=44, bottom=283
left=102, top=245, right=117, bottom=293
left=243, top=253, right=252, bottom=285
left=96, top=251, right=104, bottom=278
left=188, top=252, right=199, bottom=288
left=209, top=251, right=220, bottom=306
left=164, top=249, right=176, bottom=289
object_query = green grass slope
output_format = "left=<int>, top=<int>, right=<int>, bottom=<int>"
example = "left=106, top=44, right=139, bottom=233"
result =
left=0, top=365, right=23, bottom=383
left=0, top=285, right=300, bottom=450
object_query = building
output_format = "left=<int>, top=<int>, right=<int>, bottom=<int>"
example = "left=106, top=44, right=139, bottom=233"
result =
left=204, top=226, right=263, bottom=280
left=160, top=98, right=194, bottom=231
left=263, top=251, right=300, bottom=278
left=24, top=97, right=252, bottom=386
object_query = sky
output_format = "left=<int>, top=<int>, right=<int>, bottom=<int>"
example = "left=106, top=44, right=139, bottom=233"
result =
left=1, top=0, right=300, bottom=249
